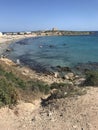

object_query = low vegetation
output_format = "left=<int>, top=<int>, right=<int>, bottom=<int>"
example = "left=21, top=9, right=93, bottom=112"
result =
left=41, top=82, right=86, bottom=107
left=0, top=65, right=50, bottom=107
left=27, top=80, right=50, bottom=94
left=0, top=64, right=88, bottom=108
left=51, top=82, right=86, bottom=98
left=84, top=71, right=98, bottom=86
left=0, top=78, right=18, bottom=107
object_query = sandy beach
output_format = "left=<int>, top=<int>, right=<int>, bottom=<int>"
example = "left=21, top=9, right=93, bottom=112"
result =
left=0, top=34, right=37, bottom=55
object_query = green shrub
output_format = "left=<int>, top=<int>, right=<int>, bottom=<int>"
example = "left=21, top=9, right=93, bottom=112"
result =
left=41, top=82, right=86, bottom=107
left=50, top=82, right=86, bottom=99
left=49, top=82, right=74, bottom=99
left=84, top=71, right=98, bottom=86
left=0, top=78, right=18, bottom=107
left=0, top=65, right=51, bottom=107
left=27, top=80, right=50, bottom=94
left=0, top=66, right=5, bottom=75
left=4, top=72, right=26, bottom=89
left=0, top=65, right=26, bottom=89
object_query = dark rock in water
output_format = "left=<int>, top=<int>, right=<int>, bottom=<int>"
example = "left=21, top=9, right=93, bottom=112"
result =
left=62, top=43, right=66, bottom=46
left=75, top=62, right=98, bottom=73
left=16, top=40, right=27, bottom=45
left=56, top=66, right=71, bottom=72
left=56, top=65, right=61, bottom=68
left=49, top=45, right=54, bottom=48
left=19, top=55, right=54, bottom=75
left=6, top=48, right=11, bottom=52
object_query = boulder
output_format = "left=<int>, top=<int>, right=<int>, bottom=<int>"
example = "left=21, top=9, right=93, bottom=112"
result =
left=74, top=78, right=85, bottom=86
left=65, top=72, right=74, bottom=80
left=54, top=72, right=59, bottom=78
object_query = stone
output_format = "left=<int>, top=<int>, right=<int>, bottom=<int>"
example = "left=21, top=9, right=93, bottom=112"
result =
left=65, top=75, right=70, bottom=80
left=74, top=78, right=85, bottom=85
left=54, top=72, right=59, bottom=78
left=6, top=48, right=11, bottom=52
left=67, top=72, right=74, bottom=78
left=65, top=72, right=74, bottom=80
left=23, top=69, right=29, bottom=74
left=68, top=82, right=74, bottom=86
left=75, top=75, right=80, bottom=79
left=60, top=113, right=63, bottom=117
left=16, top=59, right=20, bottom=65
left=47, top=111, right=52, bottom=117
left=64, top=92, right=67, bottom=95
left=73, top=125, right=77, bottom=128
left=32, top=117, right=36, bottom=122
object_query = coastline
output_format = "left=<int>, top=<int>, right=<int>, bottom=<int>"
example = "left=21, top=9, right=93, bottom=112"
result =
left=1, top=34, right=98, bottom=130
left=0, top=34, right=85, bottom=85
left=0, top=34, right=37, bottom=55
left=0, top=36, right=75, bottom=85
left=0, top=35, right=66, bottom=84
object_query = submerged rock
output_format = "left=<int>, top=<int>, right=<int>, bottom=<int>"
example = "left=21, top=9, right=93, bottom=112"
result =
left=75, top=62, right=98, bottom=73
left=6, top=48, right=11, bottom=52
left=49, top=45, right=54, bottom=48
left=56, top=66, right=71, bottom=72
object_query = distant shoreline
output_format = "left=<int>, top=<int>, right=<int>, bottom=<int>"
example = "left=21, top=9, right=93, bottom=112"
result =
left=1, top=30, right=92, bottom=37
left=0, top=34, right=37, bottom=55
left=0, top=31, right=92, bottom=56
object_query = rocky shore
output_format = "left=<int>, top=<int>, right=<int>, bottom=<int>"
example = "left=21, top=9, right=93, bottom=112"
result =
left=0, top=34, right=84, bottom=85
left=0, top=34, right=98, bottom=130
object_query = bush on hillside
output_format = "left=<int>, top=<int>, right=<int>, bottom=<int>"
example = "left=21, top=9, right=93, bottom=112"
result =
left=0, top=78, right=18, bottom=107
left=41, top=82, right=86, bottom=107
left=84, top=71, right=98, bottom=86
left=0, top=65, right=51, bottom=107
left=50, top=82, right=74, bottom=99
left=27, top=80, right=50, bottom=94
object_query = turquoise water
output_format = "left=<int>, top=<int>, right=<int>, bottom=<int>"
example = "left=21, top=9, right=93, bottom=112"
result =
left=6, top=35, right=98, bottom=72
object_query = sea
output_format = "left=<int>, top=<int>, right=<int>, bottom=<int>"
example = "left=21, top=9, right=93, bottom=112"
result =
left=4, top=33, right=98, bottom=74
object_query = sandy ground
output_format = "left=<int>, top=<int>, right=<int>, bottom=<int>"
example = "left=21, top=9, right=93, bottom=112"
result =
left=0, top=87, right=98, bottom=130
left=0, top=34, right=37, bottom=43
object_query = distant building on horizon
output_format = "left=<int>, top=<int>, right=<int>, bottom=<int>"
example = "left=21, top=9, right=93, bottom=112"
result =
left=52, top=28, right=58, bottom=31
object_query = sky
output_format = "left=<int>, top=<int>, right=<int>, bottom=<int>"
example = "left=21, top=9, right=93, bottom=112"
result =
left=0, top=0, right=98, bottom=32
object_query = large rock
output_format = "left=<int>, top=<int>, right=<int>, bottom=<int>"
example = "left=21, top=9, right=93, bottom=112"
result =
left=54, top=72, right=59, bottom=78
left=74, top=78, right=85, bottom=86
left=65, top=72, right=74, bottom=80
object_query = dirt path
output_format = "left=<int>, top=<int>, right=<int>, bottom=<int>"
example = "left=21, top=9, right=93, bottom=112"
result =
left=0, top=87, right=98, bottom=130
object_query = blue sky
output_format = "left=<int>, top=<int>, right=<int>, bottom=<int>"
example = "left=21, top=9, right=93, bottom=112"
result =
left=0, top=0, right=98, bottom=32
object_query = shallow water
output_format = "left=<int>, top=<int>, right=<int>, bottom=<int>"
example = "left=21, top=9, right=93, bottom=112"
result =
left=5, top=35, right=98, bottom=73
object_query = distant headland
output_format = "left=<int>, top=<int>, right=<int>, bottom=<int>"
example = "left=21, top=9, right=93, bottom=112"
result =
left=0, top=28, right=95, bottom=37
